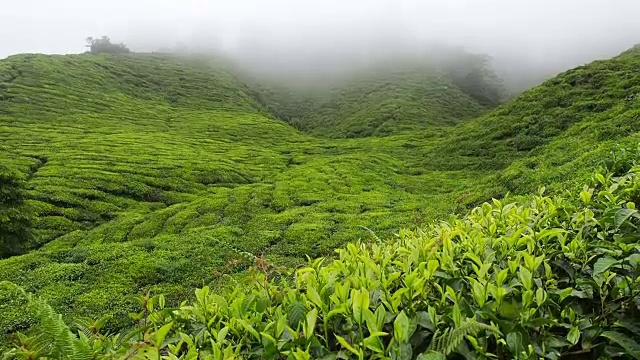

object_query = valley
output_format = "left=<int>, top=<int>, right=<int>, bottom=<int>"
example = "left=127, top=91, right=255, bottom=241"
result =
left=1, top=46, right=640, bottom=358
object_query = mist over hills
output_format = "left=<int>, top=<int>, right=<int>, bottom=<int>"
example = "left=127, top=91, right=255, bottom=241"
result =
left=4, top=0, right=640, bottom=94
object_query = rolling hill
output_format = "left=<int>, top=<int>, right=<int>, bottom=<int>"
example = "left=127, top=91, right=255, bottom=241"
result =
left=0, top=53, right=503, bottom=341
left=253, top=66, right=487, bottom=138
left=1, top=46, right=640, bottom=356
left=430, top=46, right=640, bottom=191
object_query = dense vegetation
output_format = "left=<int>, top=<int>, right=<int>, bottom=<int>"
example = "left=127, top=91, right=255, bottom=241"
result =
left=432, top=47, right=640, bottom=183
left=249, top=47, right=508, bottom=139
left=0, top=166, right=32, bottom=258
left=3, top=154, right=640, bottom=359
left=0, top=53, right=503, bottom=348
left=253, top=67, right=487, bottom=138
left=0, top=45, right=639, bottom=357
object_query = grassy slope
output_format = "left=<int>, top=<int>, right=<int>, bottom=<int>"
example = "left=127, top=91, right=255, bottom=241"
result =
left=416, top=47, right=640, bottom=184
left=254, top=66, right=486, bottom=138
left=499, top=47, right=640, bottom=191
left=0, top=54, right=500, bottom=337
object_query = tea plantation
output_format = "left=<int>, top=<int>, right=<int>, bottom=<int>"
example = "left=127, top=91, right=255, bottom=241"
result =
left=1, top=46, right=640, bottom=358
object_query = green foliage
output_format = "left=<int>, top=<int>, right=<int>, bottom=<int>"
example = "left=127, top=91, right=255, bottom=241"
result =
left=2, top=45, right=640, bottom=356
left=427, top=322, right=498, bottom=356
left=251, top=46, right=508, bottom=138
left=4, top=163, right=640, bottom=359
left=1, top=282, right=119, bottom=359
left=0, top=165, right=32, bottom=258
left=254, top=66, right=487, bottom=138
left=0, top=52, right=502, bottom=346
left=428, top=45, right=640, bottom=181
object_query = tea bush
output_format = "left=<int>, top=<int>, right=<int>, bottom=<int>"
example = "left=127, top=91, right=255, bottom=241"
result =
left=4, top=162, right=640, bottom=359
left=0, top=165, right=32, bottom=258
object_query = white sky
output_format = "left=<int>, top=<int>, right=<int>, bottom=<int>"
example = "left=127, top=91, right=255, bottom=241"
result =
left=1, top=0, right=638, bottom=72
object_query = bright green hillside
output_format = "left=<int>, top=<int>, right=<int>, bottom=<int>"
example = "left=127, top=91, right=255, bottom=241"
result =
left=1, top=46, right=640, bottom=355
left=430, top=47, right=640, bottom=179
left=253, top=67, right=487, bottom=138
left=0, top=53, right=502, bottom=338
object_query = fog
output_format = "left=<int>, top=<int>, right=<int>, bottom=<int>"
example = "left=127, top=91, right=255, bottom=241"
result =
left=2, top=0, right=639, bottom=90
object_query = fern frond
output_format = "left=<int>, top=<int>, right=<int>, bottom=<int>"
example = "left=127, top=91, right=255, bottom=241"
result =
left=427, top=327, right=445, bottom=353
left=73, top=317, right=95, bottom=339
left=0, top=281, right=27, bottom=297
left=429, top=321, right=498, bottom=355
left=72, top=332, right=96, bottom=360
left=358, top=225, right=384, bottom=244
left=25, top=293, right=95, bottom=359
left=5, top=332, right=51, bottom=359
left=26, top=332, right=52, bottom=355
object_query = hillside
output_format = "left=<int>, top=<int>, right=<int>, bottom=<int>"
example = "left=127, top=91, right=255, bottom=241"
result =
left=0, top=53, right=502, bottom=341
left=413, top=47, right=640, bottom=184
left=254, top=67, right=487, bottom=138
left=1, top=47, right=640, bottom=356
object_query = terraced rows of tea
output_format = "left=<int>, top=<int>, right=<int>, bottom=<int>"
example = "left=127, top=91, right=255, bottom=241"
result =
left=1, top=47, right=640, bottom=341
left=0, top=54, right=503, bottom=332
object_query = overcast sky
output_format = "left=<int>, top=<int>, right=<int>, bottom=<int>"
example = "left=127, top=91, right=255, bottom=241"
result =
left=1, top=0, right=639, bottom=81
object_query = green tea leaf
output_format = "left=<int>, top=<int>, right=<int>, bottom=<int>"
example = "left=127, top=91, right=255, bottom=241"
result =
left=417, top=311, right=434, bottom=331
left=217, top=326, right=229, bottom=344
left=375, top=305, right=387, bottom=330
left=364, top=332, right=388, bottom=353
left=567, top=326, right=580, bottom=345
left=237, top=319, right=260, bottom=341
left=307, top=286, right=323, bottom=309
left=601, top=331, right=640, bottom=359
left=260, top=332, right=277, bottom=345
left=394, top=311, right=410, bottom=343
left=288, top=301, right=308, bottom=329
left=496, top=268, right=509, bottom=286
left=336, top=335, right=361, bottom=356
left=156, top=322, right=173, bottom=348
left=352, top=288, right=370, bottom=325
left=593, top=257, right=618, bottom=277
left=506, top=332, right=524, bottom=355
left=614, top=208, right=638, bottom=229
left=518, top=267, right=533, bottom=290
left=304, top=308, right=318, bottom=340
left=416, top=351, right=446, bottom=360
